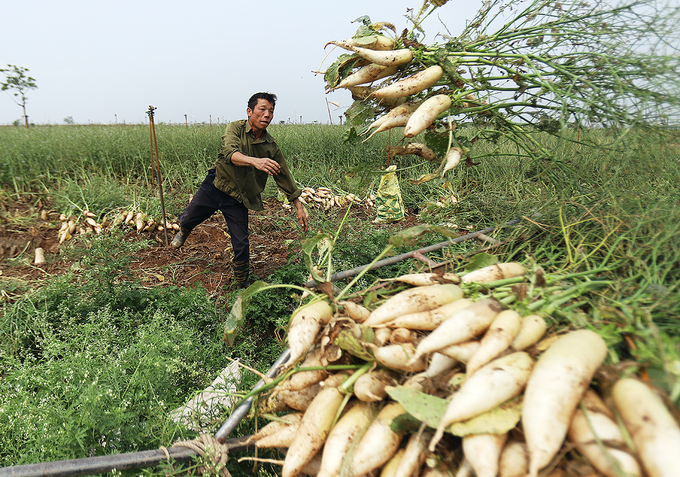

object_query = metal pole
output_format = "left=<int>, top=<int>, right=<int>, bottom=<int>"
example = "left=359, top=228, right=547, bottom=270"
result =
left=147, top=106, right=170, bottom=246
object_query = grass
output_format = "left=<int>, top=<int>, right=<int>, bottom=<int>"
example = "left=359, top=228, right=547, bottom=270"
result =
left=1, top=122, right=679, bottom=474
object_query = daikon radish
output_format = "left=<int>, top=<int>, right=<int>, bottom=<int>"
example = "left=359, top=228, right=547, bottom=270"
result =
left=249, top=412, right=303, bottom=443
left=282, top=386, right=345, bottom=477
left=335, top=44, right=414, bottom=67
left=374, top=327, right=393, bottom=347
left=364, top=284, right=463, bottom=327
left=389, top=272, right=460, bottom=287
left=364, top=102, right=421, bottom=141
left=375, top=343, right=428, bottom=373
left=327, top=35, right=396, bottom=51
left=286, top=300, right=333, bottom=365
left=380, top=449, right=406, bottom=477
left=522, top=329, right=608, bottom=477
left=425, top=352, right=458, bottom=378
left=438, top=340, right=480, bottom=363
left=34, top=247, right=46, bottom=265
left=280, top=346, right=328, bottom=391
left=430, top=352, right=534, bottom=451
left=510, top=314, right=547, bottom=351
left=386, top=143, right=438, bottom=162
left=394, top=429, right=433, bottom=477
left=410, top=298, right=503, bottom=364
left=383, top=298, right=473, bottom=331
left=278, top=383, right=322, bottom=412
left=317, top=401, right=378, bottom=477
left=255, top=413, right=304, bottom=449
left=612, top=378, right=680, bottom=477
left=390, top=327, right=417, bottom=344
left=340, top=300, right=370, bottom=323
left=461, top=262, right=526, bottom=283
left=333, top=64, right=399, bottom=90
left=499, top=440, right=529, bottom=477
left=442, top=147, right=463, bottom=175
left=354, top=369, right=398, bottom=402
left=466, top=309, right=522, bottom=376
left=371, top=65, right=443, bottom=99
left=404, top=94, right=451, bottom=138
left=454, top=459, right=474, bottom=477
left=462, top=433, right=508, bottom=477
left=352, top=402, right=408, bottom=476
left=569, top=390, right=641, bottom=477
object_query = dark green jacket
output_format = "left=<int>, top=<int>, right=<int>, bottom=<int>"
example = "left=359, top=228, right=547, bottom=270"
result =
left=213, top=119, right=302, bottom=211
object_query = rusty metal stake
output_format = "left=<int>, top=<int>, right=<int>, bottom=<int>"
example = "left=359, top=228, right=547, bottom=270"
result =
left=147, top=106, right=169, bottom=246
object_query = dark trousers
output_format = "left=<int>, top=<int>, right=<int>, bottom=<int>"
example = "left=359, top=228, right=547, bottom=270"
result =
left=178, top=169, right=249, bottom=263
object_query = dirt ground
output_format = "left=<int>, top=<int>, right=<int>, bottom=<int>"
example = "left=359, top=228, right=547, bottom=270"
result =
left=0, top=198, right=424, bottom=301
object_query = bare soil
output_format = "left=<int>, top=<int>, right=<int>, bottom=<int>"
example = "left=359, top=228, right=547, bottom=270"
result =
left=0, top=198, right=423, bottom=301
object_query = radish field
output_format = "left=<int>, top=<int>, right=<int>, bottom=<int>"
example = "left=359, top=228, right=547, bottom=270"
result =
left=1, top=123, right=679, bottom=475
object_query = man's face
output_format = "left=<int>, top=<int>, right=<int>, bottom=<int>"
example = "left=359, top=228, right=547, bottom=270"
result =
left=247, top=99, right=274, bottom=132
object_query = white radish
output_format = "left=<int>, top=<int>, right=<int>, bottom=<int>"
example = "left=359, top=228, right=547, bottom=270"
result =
left=286, top=300, right=333, bottom=366
left=569, top=390, right=641, bottom=477
left=442, top=147, right=463, bottom=175
left=394, top=429, right=433, bottom=477
left=278, top=383, right=322, bottom=412
left=462, top=432, right=508, bottom=477
left=380, top=448, right=406, bottom=477
left=461, top=262, right=526, bottom=283
left=387, top=143, right=439, bottom=162
left=317, top=401, right=378, bottom=477
left=281, top=386, right=345, bottom=477
left=352, top=402, right=408, bottom=476
left=250, top=413, right=303, bottom=444
left=499, top=440, right=529, bottom=477
left=438, top=340, right=481, bottom=363
left=404, top=94, right=452, bottom=138
left=510, top=314, right=547, bottom=351
left=364, top=284, right=464, bottom=327
left=334, top=44, right=414, bottom=67
left=425, top=352, right=458, bottom=378
left=430, top=352, right=534, bottom=451
left=522, top=329, right=608, bottom=477
left=383, top=298, right=473, bottom=331
left=466, top=309, right=522, bottom=376
left=410, top=298, right=503, bottom=364
left=280, top=346, right=328, bottom=391
left=612, top=378, right=680, bottom=477
left=389, top=272, right=460, bottom=287
left=389, top=327, right=417, bottom=344
left=374, top=327, right=393, bottom=347
left=374, top=343, right=428, bottom=373
left=333, top=64, right=400, bottom=90
left=255, top=413, right=304, bottom=449
left=339, top=300, right=370, bottom=323
left=364, top=102, right=421, bottom=141
left=34, top=247, right=46, bottom=265
left=327, top=35, right=396, bottom=51
left=354, top=368, right=398, bottom=402
left=371, top=65, right=443, bottom=99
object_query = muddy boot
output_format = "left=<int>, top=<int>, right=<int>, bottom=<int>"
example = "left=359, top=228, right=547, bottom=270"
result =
left=171, top=227, right=191, bottom=249
left=233, top=260, right=250, bottom=289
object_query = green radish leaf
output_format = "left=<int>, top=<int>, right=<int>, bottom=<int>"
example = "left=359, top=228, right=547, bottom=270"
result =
left=466, top=252, right=498, bottom=271
left=345, top=100, right=379, bottom=127
left=302, top=233, right=334, bottom=283
left=334, top=327, right=375, bottom=361
left=390, top=412, right=422, bottom=434
left=223, top=280, right=268, bottom=345
left=324, top=53, right=362, bottom=89
left=408, top=172, right=439, bottom=185
left=342, top=127, right=362, bottom=144
left=386, top=386, right=522, bottom=436
left=352, top=15, right=373, bottom=27
left=388, top=224, right=432, bottom=247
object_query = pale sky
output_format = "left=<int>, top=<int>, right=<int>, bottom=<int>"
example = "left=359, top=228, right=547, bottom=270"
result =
left=0, top=1, right=480, bottom=126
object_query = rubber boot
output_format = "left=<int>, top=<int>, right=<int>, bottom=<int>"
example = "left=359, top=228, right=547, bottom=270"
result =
left=171, top=227, right=191, bottom=249
left=233, top=260, right=250, bottom=289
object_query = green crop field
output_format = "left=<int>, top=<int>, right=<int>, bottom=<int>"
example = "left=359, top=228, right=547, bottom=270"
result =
left=1, top=122, right=679, bottom=475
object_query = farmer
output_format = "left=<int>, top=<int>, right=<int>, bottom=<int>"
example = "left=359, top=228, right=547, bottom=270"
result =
left=171, top=92, right=308, bottom=288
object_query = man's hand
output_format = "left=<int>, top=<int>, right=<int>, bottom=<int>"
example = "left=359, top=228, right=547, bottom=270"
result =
left=293, top=198, right=308, bottom=232
left=231, top=152, right=280, bottom=176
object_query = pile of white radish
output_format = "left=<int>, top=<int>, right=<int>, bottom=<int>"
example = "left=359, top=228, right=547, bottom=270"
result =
left=245, top=262, right=680, bottom=477
left=297, top=187, right=377, bottom=211
left=51, top=209, right=180, bottom=245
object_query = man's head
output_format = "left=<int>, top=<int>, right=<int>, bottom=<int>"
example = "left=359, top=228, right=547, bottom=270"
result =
left=247, top=92, right=277, bottom=134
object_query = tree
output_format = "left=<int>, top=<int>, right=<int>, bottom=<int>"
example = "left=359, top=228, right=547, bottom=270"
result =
left=64, top=116, right=74, bottom=125
left=1, top=64, right=37, bottom=129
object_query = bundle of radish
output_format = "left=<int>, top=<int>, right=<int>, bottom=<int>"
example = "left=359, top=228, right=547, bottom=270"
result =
left=298, top=187, right=376, bottom=211
left=232, top=255, right=679, bottom=477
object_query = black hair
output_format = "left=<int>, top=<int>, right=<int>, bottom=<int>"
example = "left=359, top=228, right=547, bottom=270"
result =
left=248, top=92, right=277, bottom=110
